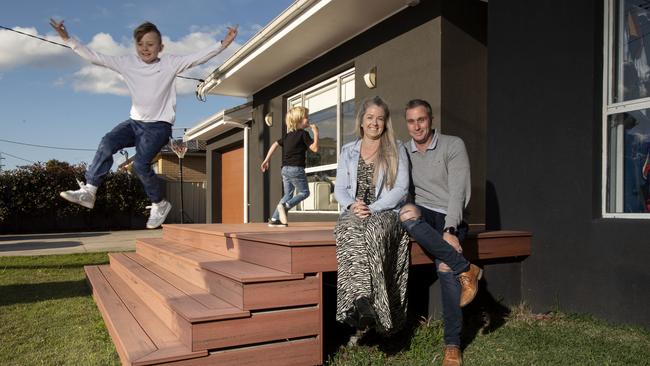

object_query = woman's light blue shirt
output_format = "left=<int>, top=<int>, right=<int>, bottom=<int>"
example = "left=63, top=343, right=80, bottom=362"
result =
left=334, top=139, right=409, bottom=213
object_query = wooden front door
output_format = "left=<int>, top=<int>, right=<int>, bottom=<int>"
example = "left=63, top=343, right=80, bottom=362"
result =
left=219, top=146, right=244, bottom=223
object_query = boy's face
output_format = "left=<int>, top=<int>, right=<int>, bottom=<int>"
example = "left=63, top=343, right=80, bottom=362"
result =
left=136, top=31, right=163, bottom=64
left=299, top=118, right=310, bottom=129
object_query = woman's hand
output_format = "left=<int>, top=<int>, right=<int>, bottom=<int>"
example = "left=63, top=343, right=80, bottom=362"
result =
left=221, top=25, right=238, bottom=47
left=350, top=199, right=370, bottom=219
left=49, top=18, right=69, bottom=41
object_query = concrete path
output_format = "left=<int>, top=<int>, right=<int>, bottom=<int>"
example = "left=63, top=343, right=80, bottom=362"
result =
left=0, top=229, right=162, bottom=256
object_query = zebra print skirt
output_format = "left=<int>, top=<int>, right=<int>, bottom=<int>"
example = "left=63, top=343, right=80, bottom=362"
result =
left=334, top=209, right=410, bottom=334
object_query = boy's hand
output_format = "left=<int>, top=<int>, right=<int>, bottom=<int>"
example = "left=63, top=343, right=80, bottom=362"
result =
left=221, top=25, right=238, bottom=48
left=260, top=160, right=269, bottom=172
left=310, top=124, right=319, bottom=132
left=49, top=18, right=69, bottom=41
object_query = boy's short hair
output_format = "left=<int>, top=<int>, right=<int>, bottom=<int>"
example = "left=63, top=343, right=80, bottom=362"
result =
left=285, top=106, right=309, bottom=132
left=133, top=22, right=161, bottom=42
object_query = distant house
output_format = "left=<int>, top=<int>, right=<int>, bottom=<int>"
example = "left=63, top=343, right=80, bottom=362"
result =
left=185, top=0, right=650, bottom=330
left=119, top=139, right=207, bottom=223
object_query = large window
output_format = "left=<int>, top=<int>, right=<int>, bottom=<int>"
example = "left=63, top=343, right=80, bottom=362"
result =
left=604, top=0, right=650, bottom=217
left=287, top=68, right=355, bottom=213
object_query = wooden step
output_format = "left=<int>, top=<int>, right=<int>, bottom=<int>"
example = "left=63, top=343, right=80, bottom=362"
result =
left=109, top=253, right=250, bottom=347
left=151, top=337, right=321, bottom=366
left=161, top=222, right=335, bottom=260
left=85, top=265, right=207, bottom=366
left=136, top=238, right=320, bottom=310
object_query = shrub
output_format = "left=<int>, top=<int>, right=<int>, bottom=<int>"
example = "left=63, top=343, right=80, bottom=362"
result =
left=0, top=160, right=149, bottom=232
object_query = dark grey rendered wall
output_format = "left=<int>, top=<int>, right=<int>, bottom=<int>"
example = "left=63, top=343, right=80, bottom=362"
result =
left=250, top=0, right=447, bottom=223
left=488, top=0, right=650, bottom=328
left=251, top=0, right=488, bottom=227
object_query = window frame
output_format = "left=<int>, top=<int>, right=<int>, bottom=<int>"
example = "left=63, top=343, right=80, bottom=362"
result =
left=602, top=0, right=650, bottom=218
left=285, top=67, right=355, bottom=214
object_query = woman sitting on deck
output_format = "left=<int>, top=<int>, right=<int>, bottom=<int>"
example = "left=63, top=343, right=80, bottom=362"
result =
left=333, top=96, right=410, bottom=344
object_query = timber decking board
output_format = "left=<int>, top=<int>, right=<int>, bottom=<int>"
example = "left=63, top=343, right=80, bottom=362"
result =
left=135, top=239, right=320, bottom=310
left=163, top=222, right=335, bottom=237
left=122, top=252, right=249, bottom=318
left=86, top=265, right=157, bottom=365
left=110, top=253, right=247, bottom=323
left=86, top=266, right=207, bottom=366
left=137, top=238, right=303, bottom=282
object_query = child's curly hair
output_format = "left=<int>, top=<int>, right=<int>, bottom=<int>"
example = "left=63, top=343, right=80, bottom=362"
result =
left=286, top=106, right=309, bottom=133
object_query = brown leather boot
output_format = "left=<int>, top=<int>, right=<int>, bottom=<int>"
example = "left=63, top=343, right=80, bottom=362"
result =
left=442, top=345, right=463, bottom=366
left=458, top=263, right=482, bottom=307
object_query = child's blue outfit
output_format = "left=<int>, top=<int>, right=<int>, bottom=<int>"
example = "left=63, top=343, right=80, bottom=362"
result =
left=271, top=129, right=313, bottom=221
left=66, top=37, right=227, bottom=203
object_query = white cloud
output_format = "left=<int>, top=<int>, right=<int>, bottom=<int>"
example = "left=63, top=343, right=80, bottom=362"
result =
left=0, top=27, right=77, bottom=70
left=1, top=26, right=240, bottom=96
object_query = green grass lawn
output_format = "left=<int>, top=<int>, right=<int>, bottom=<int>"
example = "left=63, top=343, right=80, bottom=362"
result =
left=0, top=253, right=120, bottom=366
left=1, top=253, right=649, bottom=366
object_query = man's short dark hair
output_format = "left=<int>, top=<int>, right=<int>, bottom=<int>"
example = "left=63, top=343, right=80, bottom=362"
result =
left=133, top=22, right=161, bottom=42
left=405, top=99, right=433, bottom=120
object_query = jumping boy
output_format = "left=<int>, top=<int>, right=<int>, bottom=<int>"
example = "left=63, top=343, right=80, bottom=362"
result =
left=50, top=18, right=237, bottom=229
left=260, top=106, right=319, bottom=227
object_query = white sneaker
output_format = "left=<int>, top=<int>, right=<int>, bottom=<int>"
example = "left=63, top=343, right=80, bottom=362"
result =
left=277, top=203, right=288, bottom=224
left=146, top=200, right=172, bottom=229
left=60, top=180, right=96, bottom=209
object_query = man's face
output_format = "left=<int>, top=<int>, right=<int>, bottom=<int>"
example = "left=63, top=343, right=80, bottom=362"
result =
left=136, top=31, right=163, bottom=64
left=406, top=105, right=433, bottom=144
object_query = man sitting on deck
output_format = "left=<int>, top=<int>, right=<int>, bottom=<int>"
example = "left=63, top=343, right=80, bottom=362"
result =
left=398, top=99, right=482, bottom=366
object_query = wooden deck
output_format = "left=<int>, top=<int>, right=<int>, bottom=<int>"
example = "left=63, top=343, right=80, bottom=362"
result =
left=85, top=223, right=531, bottom=365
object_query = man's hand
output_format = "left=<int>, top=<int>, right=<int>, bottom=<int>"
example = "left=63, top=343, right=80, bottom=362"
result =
left=221, top=25, right=238, bottom=48
left=443, top=232, right=463, bottom=253
left=49, top=18, right=69, bottom=41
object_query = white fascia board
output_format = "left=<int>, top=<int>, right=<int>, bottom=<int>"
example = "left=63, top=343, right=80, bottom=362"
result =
left=197, top=0, right=327, bottom=98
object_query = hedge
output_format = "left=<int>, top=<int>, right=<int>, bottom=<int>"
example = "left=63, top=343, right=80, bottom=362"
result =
left=0, top=160, right=150, bottom=233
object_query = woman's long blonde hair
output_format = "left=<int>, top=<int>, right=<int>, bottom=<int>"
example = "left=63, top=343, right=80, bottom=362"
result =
left=355, top=96, right=399, bottom=189
left=286, top=106, right=309, bottom=132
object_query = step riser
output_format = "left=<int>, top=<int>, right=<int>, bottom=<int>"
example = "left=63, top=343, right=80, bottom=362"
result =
left=163, top=226, right=239, bottom=258
left=109, top=254, right=193, bottom=347
left=192, top=306, right=320, bottom=351
left=157, top=337, right=321, bottom=366
left=136, top=241, right=321, bottom=310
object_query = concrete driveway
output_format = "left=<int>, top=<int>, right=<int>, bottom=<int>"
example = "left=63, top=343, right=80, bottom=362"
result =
left=0, top=229, right=162, bottom=256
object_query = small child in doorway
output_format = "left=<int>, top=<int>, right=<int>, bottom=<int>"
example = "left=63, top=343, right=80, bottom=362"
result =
left=49, top=18, right=237, bottom=229
left=260, top=106, right=319, bottom=227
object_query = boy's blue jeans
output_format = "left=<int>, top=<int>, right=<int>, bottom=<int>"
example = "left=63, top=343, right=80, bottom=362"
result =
left=271, top=166, right=310, bottom=220
left=401, top=205, right=469, bottom=347
left=85, top=119, right=171, bottom=203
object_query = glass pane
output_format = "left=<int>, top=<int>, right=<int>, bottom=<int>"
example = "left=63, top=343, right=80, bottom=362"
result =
left=341, top=76, right=357, bottom=145
left=291, top=169, right=338, bottom=212
left=606, top=108, right=650, bottom=213
left=304, top=84, right=337, bottom=168
left=612, top=0, right=650, bottom=103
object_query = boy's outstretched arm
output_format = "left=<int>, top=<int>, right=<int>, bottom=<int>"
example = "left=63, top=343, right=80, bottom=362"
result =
left=49, top=18, right=70, bottom=41
left=260, top=141, right=280, bottom=172
left=221, top=25, right=238, bottom=48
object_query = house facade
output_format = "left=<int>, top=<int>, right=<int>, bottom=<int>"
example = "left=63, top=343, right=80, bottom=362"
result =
left=188, top=0, right=650, bottom=328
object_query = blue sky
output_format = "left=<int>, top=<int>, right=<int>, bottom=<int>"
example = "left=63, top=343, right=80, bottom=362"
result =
left=0, top=0, right=293, bottom=171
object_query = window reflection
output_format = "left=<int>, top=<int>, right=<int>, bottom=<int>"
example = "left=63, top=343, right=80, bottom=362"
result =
left=607, top=109, right=650, bottom=212
left=613, top=0, right=650, bottom=102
